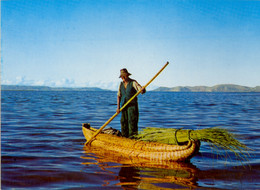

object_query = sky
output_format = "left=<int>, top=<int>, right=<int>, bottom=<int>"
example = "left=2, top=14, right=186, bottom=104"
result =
left=1, top=0, right=260, bottom=90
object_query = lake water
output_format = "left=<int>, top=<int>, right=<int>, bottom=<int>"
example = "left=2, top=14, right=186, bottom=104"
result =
left=1, top=91, right=260, bottom=189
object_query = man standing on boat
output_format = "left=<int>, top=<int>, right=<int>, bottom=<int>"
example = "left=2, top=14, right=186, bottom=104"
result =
left=117, top=68, right=146, bottom=138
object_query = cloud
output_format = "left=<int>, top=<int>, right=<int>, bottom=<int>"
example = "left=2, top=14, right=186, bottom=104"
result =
left=2, top=76, right=75, bottom=88
left=2, top=76, right=34, bottom=86
left=84, top=80, right=119, bottom=91
left=54, top=78, right=75, bottom=87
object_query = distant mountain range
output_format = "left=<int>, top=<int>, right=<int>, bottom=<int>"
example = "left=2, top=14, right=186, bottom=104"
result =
left=1, top=84, right=260, bottom=92
left=153, top=84, right=260, bottom=92
left=1, top=85, right=109, bottom=91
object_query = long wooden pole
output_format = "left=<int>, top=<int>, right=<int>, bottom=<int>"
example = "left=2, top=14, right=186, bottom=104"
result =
left=86, top=62, right=169, bottom=145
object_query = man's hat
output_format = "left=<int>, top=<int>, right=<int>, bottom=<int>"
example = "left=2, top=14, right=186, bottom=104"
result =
left=119, top=68, right=131, bottom=78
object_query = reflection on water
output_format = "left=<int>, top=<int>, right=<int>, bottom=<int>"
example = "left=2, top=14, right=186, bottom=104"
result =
left=118, top=167, right=141, bottom=189
left=82, top=146, right=259, bottom=190
left=82, top=146, right=199, bottom=189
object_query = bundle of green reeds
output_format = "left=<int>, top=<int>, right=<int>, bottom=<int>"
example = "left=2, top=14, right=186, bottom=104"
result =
left=135, top=127, right=249, bottom=161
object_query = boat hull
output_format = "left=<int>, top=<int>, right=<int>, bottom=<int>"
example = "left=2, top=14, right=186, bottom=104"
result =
left=82, top=124, right=200, bottom=162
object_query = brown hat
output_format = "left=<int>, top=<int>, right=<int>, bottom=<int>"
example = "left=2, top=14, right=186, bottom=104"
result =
left=119, top=68, right=131, bottom=78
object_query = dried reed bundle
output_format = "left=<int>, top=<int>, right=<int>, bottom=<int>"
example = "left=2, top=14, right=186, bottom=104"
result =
left=135, top=127, right=249, bottom=161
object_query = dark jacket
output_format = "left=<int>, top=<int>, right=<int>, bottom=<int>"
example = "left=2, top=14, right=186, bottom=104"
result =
left=119, top=79, right=138, bottom=107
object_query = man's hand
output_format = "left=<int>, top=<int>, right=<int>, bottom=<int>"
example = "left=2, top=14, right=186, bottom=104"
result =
left=141, top=87, right=146, bottom=94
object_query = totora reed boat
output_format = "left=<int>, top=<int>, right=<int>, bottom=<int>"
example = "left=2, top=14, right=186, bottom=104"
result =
left=82, top=123, right=200, bottom=162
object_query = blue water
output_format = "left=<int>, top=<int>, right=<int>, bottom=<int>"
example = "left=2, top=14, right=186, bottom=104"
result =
left=1, top=91, right=260, bottom=189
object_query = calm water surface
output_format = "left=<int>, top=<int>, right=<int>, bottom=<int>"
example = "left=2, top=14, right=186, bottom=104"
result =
left=1, top=91, right=260, bottom=189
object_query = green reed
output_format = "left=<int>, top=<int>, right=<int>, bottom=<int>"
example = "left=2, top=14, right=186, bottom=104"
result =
left=135, top=127, right=250, bottom=162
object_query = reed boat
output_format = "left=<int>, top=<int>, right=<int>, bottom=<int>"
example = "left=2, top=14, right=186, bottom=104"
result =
left=82, top=123, right=200, bottom=162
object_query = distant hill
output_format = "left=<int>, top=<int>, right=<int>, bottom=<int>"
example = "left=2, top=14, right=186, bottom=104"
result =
left=153, top=84, right=260, bottom=92
left=1, top=85, right=109, bottom=91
